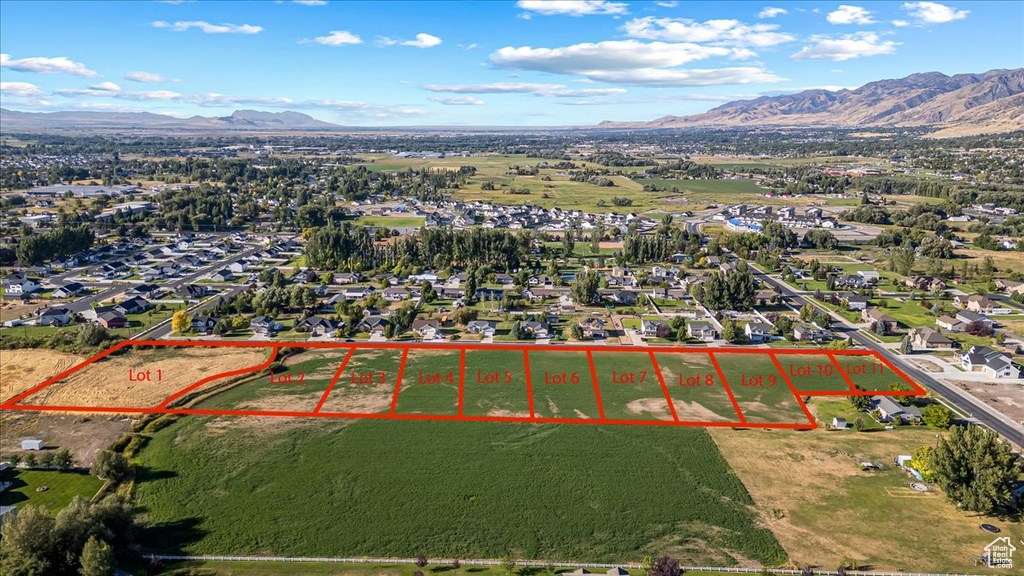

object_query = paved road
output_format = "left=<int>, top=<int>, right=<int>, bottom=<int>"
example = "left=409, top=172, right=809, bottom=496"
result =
left=743, top=258, right=1024, bottom=447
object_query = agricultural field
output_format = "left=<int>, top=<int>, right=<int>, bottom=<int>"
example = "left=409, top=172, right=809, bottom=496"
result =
left=133, top=416, right=787, bottom=567
left=14, top=345, right=272, bottom=409
left=0, top=348, right=83, bottom=404
left=461, top=348, right=532, bottom=418
left=712, top=353, right=809, bottom=424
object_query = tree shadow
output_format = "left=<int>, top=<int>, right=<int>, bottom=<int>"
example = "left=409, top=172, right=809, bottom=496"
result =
left=133, top=464, right=177, bottom=482
left=137, top=516, right=208, bottom=555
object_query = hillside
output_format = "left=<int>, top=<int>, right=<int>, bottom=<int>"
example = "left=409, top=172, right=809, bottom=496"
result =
left=604, top=68, right=1024, bottom=135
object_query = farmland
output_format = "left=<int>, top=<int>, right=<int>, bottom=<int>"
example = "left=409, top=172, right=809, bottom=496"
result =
left=133, top=416, right=786, bottom=566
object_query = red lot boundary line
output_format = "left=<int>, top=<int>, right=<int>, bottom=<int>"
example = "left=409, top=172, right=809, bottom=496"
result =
left=0, top=340, right=924, bottom=431
left=522, top=350, right=536, bottom=419
left=388, top=348, right=410, bottom=415
left=828, top=352, right=859, bottom=393
left=707, top=352, right=748, bottom=425
left=648, top=351, right=680, bottom=423
left=457, top=349, right=466, bottom=417
left=155, top=347, right=280, bottom=409
left=770, top=353, right=817, bottom=428
left=314, top=347, right=355, bottom=414
left=585, top=350, right=606, bottom=421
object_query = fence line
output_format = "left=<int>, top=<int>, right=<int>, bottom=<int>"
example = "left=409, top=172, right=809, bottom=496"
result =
left=151, top=555, right=990, bottom=576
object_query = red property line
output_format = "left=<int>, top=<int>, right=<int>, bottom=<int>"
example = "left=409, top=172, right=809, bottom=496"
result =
left=770, top=353, right=817, bottom=428
left=522, top=350, right=535, bottom=419
left=314, top=347, right=355, bottom=414
left=156, top=347, right=280, bottom=409
left=708, top=352, right=747, bottom=424
left=1, top=340, right=923, bottom=430
left=648, top=351, right=680, bottom=423
left=389, top=347, right=410, bottom=415
left=457, top=349, right=466, bottom=417
left=828, top=352, right=859, bottom=393
left=585, top=350, right=606, bottom=421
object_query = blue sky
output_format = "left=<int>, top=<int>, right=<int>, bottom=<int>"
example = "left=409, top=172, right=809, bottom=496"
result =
left=1, top=0, right=1020, bottom=126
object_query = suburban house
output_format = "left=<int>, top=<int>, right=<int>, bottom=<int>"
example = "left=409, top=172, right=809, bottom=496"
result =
left=210, top=269, right=234, bottom=282
left=296, top=316, right=340, bottom=337
left=383, top=286, right=412, bottom=301
left=641, top=319, right=671, bottom=339
left=841, top=294, right=870, bottom=311
left=871, top=396, right=922, bottom=423
left=794, top=324, right=832, bottom=343
left=579, top=317, right=607, bottom=340
left=908, top=327, right=954, bottom=351
left=744, top=321, right=773, bottom=343
left=115, top=296, right=151, bottom=315
left=176, top=284, right=208, bottom=299
left=521, top=320, right=550, bottom=339
left=52, top=282, right=85, bottom=299
left=905, top=276, right=946, bottom=291
left=957, top=346, right=1020, bottom=379
left=191, top=316, right=220, bottom=334
left=862, top=308, right=897, bottom=332
left=411, top=319, right=441, bottom=340
left=2, top=275, right=38, bottom=295
left=358, top=315, right=389, bottom=335
left=995, top=278, right=1024, bottom=296
left=955, top=309, right=992, bottom=327
left=687, top=321, right=717, bottom=341
left=955, top=294, right=1012, bottom=315
left=466, top=320, right=496, bottom=337
left=935, top=315, right=964, bottom=332
left=97, top=311, right=128, bottom=329
left=36, top=306, right=72, bottom=326
left=249, top=315, right=278, bottom=336
left=333, top=272, right=362, bottom=284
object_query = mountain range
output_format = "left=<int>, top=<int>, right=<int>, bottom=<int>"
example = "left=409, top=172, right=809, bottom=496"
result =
left=601, top=68, right=1024, bottom=136
left=2, top=69, right=1021, bottom=136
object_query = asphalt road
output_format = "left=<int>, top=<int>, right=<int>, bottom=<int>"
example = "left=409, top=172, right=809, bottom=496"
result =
left=743, top=259, right=1024, bottom=447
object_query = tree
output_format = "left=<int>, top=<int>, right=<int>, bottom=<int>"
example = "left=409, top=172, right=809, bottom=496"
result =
left=721, top=317, right=742, bottom=343
left=909, top=446, right=936, bottom=482
left=76, top=324, right=109, bottom=347
left=849, top=393, right=870, bottom=412
left=923, top=404, right=953, bottom=429
left=569, top=322, right=584, bottom=341
left=854, top=417, right=866, bottom=432
left=54, top=448, right=73, bottom=471
left=899, top=335, right=912, bottom=355
left=889, top=241, right=916, bottom=276
left=39, top=451, right=55, bottom=468
left=90, top=450, right=132, bottom=483
left=888, top=383, right=915, bottom=404
left=416, top=555, right=428, bottom=568
left=640, top=556, right=653, bottom=576
left=170, top=309, right=191, bottom=334
left=570, top=269, right=601, bottom=306
left=650, top=556, right=680, bottom=576
left=79, top=536, right=115, bottom=576
left=421, top=281, right=437, bottom=304
left=930, top=425, right=1019, bottom=512
left=562, top=226, right=575, bottom=256
left=0, top=505, right=56, bottom=575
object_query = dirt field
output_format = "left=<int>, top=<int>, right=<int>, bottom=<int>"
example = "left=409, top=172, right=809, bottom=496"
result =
left=1, top=348, right=84, bottom=403
left=0, top=411, right=133, bottom=465
left=710, top=402, right=1024, bottom=573
left=953, top=378, right=1024, bottom=422
left=21, top=346, right=271, bottom=410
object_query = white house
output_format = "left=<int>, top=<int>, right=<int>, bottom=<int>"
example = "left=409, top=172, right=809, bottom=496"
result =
left=958, top=346, right=1020, bottom=379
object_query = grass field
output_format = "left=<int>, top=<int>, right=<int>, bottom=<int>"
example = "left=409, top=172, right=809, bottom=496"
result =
left=461, top=348, right=531, bottom=418
left=526, top=350, right=601, bottom=420
left=711, top=354, right=807, bottom=424
left=0, top=468, right=103, bottom=511
left=152, top=560, right=746, bottom=576
left=590, top=352, right=671, bottom=422
left=393, top=348, right=462, bottom=415
left=133, top=417, right=787, bottom=566
left=710, top=411, right=1024, bottom=573
left=318, top=347, right=404, bottom=414
left=653, top=352, right=740, bottom=423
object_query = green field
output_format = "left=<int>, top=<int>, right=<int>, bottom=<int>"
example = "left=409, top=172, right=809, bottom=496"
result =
left=318, top=347, right=404, bottom=414
left=461, top=348, right=532, bottom=417
left=711, top=353, right=807, bottom=424
left=393, top=348, right=462, bottom=415
left=0, top=468, right=103, bottom=511
left=353, top=215, right=426, bottom=228
left=652, top=352, right=740, bottom=423
left=526, top=350, right=601, bottom=420
left=133, top=417, right=787, bottom=566
left=778, top=354, right=854, bottom=393
left=590, top=352, right=669, bottom=421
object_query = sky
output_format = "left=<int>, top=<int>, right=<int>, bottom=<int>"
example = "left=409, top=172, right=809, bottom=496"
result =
left=1, top=0, right=1021, bottom=126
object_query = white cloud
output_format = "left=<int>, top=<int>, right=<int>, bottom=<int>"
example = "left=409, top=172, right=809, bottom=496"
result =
left=516, top=0, right=628, bottom=16
left=151, top=20, right=263, bottom=34
left=430, top=96, right=485, bottom=105
left=125, top=71, right=180, bottom=83
left=0, top=82, right=43, bottom=96
left=293, top=0, right=327, bottom=5
left=491, top=40, right=733, bottom=73
left=792, top=32, right=898, bottom=61
left=311, top=30, right=363, bottom=45
left=580, top=67, right=786, bottom=87
left=902, top=2, right=969, bottom=23
left=380, top=33, right=442, bottom=48
left=826, top=5, right=876, bottom=24
left=421, top=82, right=626, bottom=97
left=655, top=1, right=678, bottom=6
left=622, top=17, right=795, bottom=47
left=90, top=81, right=121, bottom=91
left=0, top=53, right=98, bottom=76
left=758, top=7, right=787, bottom=19
left=892, top=19, right=910, bottom=27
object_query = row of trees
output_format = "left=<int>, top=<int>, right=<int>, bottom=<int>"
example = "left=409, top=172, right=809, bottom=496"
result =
left=15, top=225, right=95, bottom=265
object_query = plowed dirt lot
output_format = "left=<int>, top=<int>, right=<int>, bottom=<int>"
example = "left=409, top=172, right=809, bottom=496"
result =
left=1, top=349, right=84, bottom=403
